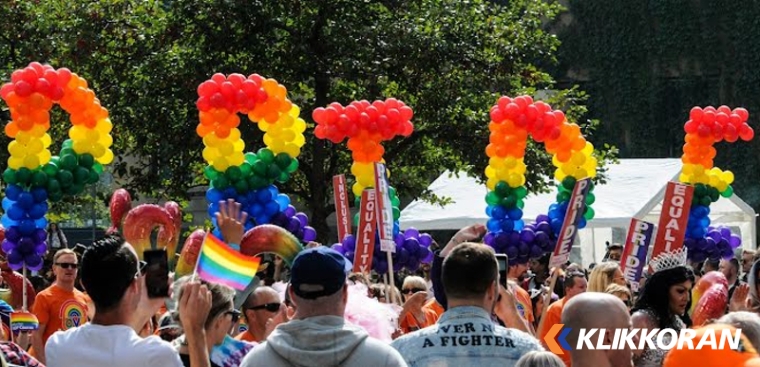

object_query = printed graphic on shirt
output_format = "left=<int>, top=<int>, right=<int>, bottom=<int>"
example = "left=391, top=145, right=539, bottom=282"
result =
left=58, top=299, right=85, bottom=330
left=419, top=322, right=518, bottom=349
left=515, top=303, right=526, bottom=319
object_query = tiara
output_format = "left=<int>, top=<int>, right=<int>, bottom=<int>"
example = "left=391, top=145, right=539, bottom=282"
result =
left=650, top=247, right=688, bottom=273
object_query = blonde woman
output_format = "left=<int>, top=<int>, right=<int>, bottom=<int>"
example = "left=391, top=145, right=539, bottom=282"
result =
left=515, top=351, right=565, bottom=367
left=605, top=283, right=632, bottom=310
left=398, top=276, right=436, bottom=334
left=588, top=261, right=626, bottom=292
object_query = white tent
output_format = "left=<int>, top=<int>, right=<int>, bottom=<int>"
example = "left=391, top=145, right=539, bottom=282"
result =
left=399, top=159, right=757, bottom=266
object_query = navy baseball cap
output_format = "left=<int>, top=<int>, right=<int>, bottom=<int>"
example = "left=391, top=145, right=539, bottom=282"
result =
left=290, top=247, right=352, bottom=300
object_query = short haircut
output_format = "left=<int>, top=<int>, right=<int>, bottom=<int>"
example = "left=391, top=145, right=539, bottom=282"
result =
left=717, top=312, right=760, bottom=350
left=442, top=242, right=497, bottom=300
left=564, top=271, right=586, bottom=291
left=53, top=249, right=77, bottom=263
left=80, top=234, right=136, bottom=312
left=402, top=276, right=426, bottom=291
left=174, top=276, right=235, bottom=328
left=515, top=351, right=565, bottom=367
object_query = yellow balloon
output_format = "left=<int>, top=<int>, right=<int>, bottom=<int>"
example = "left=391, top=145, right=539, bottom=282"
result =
left=358, top=172, right=374, bottom=187
left=489, top=157, right=506, bottom=170
left=23, top=154, right=40, bottom=169
left=268, top=139, right=285, bottom=154
left=72, top=140, right=90, bottom=155
left=230, top=152, right=245, bottom=166
left=486, top=177, right=498, bottom=191
left=212, top=156, right=229, bottom=171
left=571, top=152, right=586, bottom=166
left=98, top=118, right=113, bottom=133
left=722, top=171, right=735, bottom=185
left=283, top=144, right=300, bottom=158
left=582, top=142, right=594, bottom=155
left=27, top=139, right=43, bottom=154
left=218, top=141, right=234, bottom=156
left=554, top=169, right=567, bottom=182
left=8, top=157, right=23, bottom=170
left=99, top=134, right=113, bottom=148
left=679, top=173, right=690, bottom=183
left=41, top=134, right=52, bottom=148
left=485, top=165, right=496, bottom=179
left=233, top=139, right=245, bottom=153
left=258, top=120, right=271, bottom=132
left=552, top=154, right=562, bottom=168
left=92, top=143, right=106, bottom=158
left=352, top=183, right=365, bottom=198
left=293, top=133, right=305, bottom=147
left=289, top=105, right=301, bottom=118
left=507, top=173, right=523, bottom=188
left=38, top=150, right=52, bottom=165
left=293, top=119, right=307, bottom=133
left=16, top=132, right=31, bottom=145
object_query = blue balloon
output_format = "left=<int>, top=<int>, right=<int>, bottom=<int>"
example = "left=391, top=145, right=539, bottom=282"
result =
left=17, top=192, right=33, bottom=210
left=29, top=204, right=47, bottom=220
left=487, top=219, right=501, bottom=232
left=19, top=220, right=36, bottom=236
left=268, top=185, right=279, bottom=197
left=223, top=188, right=237, bottom=199
left=499, top=219, right=514, bottom=232
left=276, top=194, right=290, bottom=211
left=206, top=189, right=223, bottom=203
left=256, top=188, right=272, bottom=203
left=393, top=222, right=400, bottom=235
left=249, top=203, right=263, bottom=217
left=1, top=198, right=12, bottom=211
left=578, top=218, right=587, bottom=229
left=513, top=220, right=525, bottom=231
left=235, top=195, right=248, bottom=207
left=550, top=218, right=563, bottom=234
left=7, top=205, right=25, bottom=221
left=507, top=208, right=523, bottom=220
left=6, top=185, right=21, bottom=201
left=264, top=201, right=279, bottom=216
left=1, top=215, right=17, bottom=228
left=491, top=206, right=506, bottom=219
left=486, top=205, right=493, bottom=217
left=255, top=215, right=271, bottom=225
left=31, top=188, right=47, bottom=203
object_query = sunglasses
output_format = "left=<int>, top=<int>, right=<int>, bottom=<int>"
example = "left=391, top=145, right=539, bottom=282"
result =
left=248, top=303, right=280, bottom=313
left=55, top=262, right=78, bottom=269
left=225, top=309, right=241, bottom=323
left=402, top=288, right=425, bottom=295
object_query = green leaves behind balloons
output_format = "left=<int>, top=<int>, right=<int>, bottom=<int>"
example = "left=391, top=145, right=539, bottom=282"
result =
left=721, top=185, right=734, bottom=198
left=561, top=176, right=577, bottom=191
left=15, top=168, right=32, bottom=186
left=585, top=192, right=596, bottom=205
left=258, top=148, right=275, bottom=164
left=486, top=191, right=500, bottom=206
left=3, top=168, right=16, bottom=185
left=78, top=153, right=94, bottom=168
left=495, top=181, right=511, bottom=197
left=584, top=206, right=595, bottom=220
left=204, top=165, right=220, bottom=180
left=31, top=171, right=48, bottom=188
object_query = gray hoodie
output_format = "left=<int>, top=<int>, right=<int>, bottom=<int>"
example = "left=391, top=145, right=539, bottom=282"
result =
left=240, top=315, right=407, bottom=367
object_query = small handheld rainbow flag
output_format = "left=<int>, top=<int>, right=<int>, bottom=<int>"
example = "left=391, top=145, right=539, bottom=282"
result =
left=195, top=234, right=260, bottom=291
left=10, top=311, right=39, bottom=332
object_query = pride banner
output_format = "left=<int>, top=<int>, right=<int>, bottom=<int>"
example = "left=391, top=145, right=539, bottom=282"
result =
left=620, top=218, right=654, bottom=292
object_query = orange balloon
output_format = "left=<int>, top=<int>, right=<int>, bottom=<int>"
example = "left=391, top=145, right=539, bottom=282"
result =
left=5, top=122, right=19, bottom=138
left=196, top=124, right=214, bottom=137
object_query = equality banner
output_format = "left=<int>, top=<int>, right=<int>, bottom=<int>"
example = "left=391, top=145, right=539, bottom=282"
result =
left=332, top=175, right=351, bottom=242
left=620, top=218, right=654, bottom=292
left=550, top=178, right=592, bottom=268
left=373, top=163, right=395, bottom=253
left=353, top=189, right=377, bottom=273
left=651, top=181, right=694, bottom=259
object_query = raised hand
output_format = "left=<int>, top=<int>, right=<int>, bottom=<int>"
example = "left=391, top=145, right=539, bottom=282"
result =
left=216, top=199, right=248, bottom=245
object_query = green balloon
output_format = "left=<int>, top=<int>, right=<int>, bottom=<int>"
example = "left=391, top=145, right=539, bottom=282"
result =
left=391, top=196, right=401, bottom=207
left=267, top=164, right=281, bottom=179
left=42, top=163, right=58, bottom=177
left=78, top=153, right=94, bottom=168
left=701, top=196, right=712, bottom=206
left=234, top=179, right=249, bottom=193
left=240, top=163, right=252, bottom=177
left=694, top=184, right=706, bottom=197
left=215, top=175, right=229, bottom=189
left=62, top=139, right=73, bottom=149
left=204, top=166, right=219, bottom=180
left=393, top=206, right=401, bottom=220
left=517, top=199, right=525, bottom=209
left=287, top=159, right=299, bottom=173
left=258, top=148, right=275, bottom=164
left=353, top=212, right=359, bottom=226
left=93, top=163, right=104, bottom=174
left=585, top=192, right=596, bottom=205
left=248, top=175, right=269, bottom=190
left=584, top=206, right=595, bottom=220
left=60, top=154, right=77, bottom=170
left=49, top=191, right=63, bottom=202
left=31, top=171, right=48, bottom=187
left=274, top=153, right=292, bottom=169
left=3, top=169, right=17, bottom=184
left=486, top=192, right=500, bottom=206
left=46, top=178, right=61, bottom=194
left=709, top=187, right=719, bottom=202
left=252, top=160, right=268, bottom=176
left=389, top=186, right=397, bottom=198
left=721, top=185, right=734, bottom=198
left=57, top=170, right=74, bottom=187
left=88, top=169, right=100, bottom=184
left=226, top=166, right=242, bottom=181
left=557, top=191, right=571, bottom=203
left=74, top=167, right=90, bottom=184
left=561, top=176, right=577, bottom=191
left=500, top=195, right=517, bottom=208
left=277, top=171, right=290, bottom=183
left=514, top=186, right=528, bottom=199
left=16, top=168, right=32, bottom=186
left=70, top=183, right=84, bottom=195
left=495, top=181, right=511, bottom=197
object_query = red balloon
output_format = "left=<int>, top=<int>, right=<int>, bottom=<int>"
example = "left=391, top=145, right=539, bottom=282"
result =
left=43, top=70, right=58, bottom=85
left=220, top=82, right=236, bottom=101
left=240, top=80, right=259, bottom=96
left=717, top=105, right=731, bottom=115
left=196, top=96, right=211, bottom=111
left=56, top=68, right=72, bottom=87
left=702, top=111, right=716, bottom=123
left=525, top=105, right=539, bottom=120
left=536, top=101, right=551, bottom=114
left=247, top=73, right=264, bottom=85
left=372, top=100, right=386, bottom=113
left=385, top=98, right=399, bottom=109
left=29, top=62, right=44, bottom=76
left=543, top=111, right=557, bottom=127
left=490, top=106, right=505, bottom=122
left=704, top=106, right=716, bottom=113
left=386, top=108, right=400, bottom=123
left=228, top=73, right=246, bottom=87
left=504, top=103, right=521, bottom=119
left=345, top=105, right=360, bottom=121
left=14, top=81, right=32, bottom=97
left=312, top=107, right=326, bottom=123
left=497, top=96, right=512, bottom=111
left=514, top=96, right=528, bottom=109
left=514, top=115, right=528, bottom=128
left=697, top=125, right=711, bottom=138
left=715, top=112, right=728, bottom=126
left=401, top=121, right=413, bottom=136
left=690, top=107, right=704, bottom=122
left=325, top=107, right=339, bottom=124
left=329, top=102, right=345, bottom=114
left=729, top=113, right=741, bottom=126
left=314, top=125, right=326, bottom=139
left=366, top=106, right=379, bottom=121
left=399, top=106, right=413, bottom=121
left=553, top=110, right=565, bottom=123
left=0, top=83, right=13, bottom=99
left=684, top=120, right=698, bottom=134
left=734, top=108, right=749, bottom=121
left=210, top=92, right=225, bottom=108
left=21, top=68, right=37, bottom=84
left=34, top=78, right=51, bottom=97
left=740, top=125, right=755, bottom=141
left=10, top=70, right=23, bottom=84
left=211, top=73, right=226, bottom=84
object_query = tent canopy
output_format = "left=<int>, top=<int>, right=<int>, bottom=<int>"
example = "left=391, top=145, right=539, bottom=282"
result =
left=400, top=158, right=756, bottom=265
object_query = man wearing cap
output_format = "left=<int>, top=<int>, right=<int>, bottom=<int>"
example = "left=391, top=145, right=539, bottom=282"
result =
left=240, top=247, right=407, bottom=367
left=391, top=242, right=542, bottom=367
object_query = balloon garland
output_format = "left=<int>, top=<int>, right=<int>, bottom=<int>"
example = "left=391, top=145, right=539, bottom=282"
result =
left=195, top=73, right=316, bottom=243
left=482, top=96, right=597, bottom=265
left=680, top=106, right=754, bottom=262
left=0, top=62, right=113, bottom=270
left=313, top=99, right=433, bottom=273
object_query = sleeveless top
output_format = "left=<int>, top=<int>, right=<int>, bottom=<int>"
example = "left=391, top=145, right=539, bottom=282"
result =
left=632, top=309, right=687, bottom=367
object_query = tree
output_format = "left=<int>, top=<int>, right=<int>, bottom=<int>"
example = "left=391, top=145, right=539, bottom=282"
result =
left=1, top=0, right=616, bottom=242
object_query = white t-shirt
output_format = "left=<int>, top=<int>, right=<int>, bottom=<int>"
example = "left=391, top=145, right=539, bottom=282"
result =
left=45, top=323, right=183, bottom=367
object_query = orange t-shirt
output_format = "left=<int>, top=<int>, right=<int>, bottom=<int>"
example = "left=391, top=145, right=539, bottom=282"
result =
left=235, top=330, right=257, bottom=342
left=32, top=284, right=89, bottom=347
left=400, top=307, right=437, bottom=334
left=513, top=285, right=535, bottom=325
left=423, top=298, right=444, bottom=320
left=538, top=297, right=570, bottom=367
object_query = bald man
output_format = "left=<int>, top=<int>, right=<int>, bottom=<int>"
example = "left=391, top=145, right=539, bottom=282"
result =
left=562, top=292, right=634, bottom=367
left=237, top=286, right=282, bottom=343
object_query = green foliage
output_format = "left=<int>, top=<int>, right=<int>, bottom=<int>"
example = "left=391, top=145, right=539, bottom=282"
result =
left=1, top=0, right=616, bottom=241
left=555, top=0, right=760, bottom=211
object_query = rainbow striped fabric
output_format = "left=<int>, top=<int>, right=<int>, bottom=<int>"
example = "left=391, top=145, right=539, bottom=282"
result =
left=196, top=234, right=260, bottom=291
left=10, top=311, right=38, bottom=331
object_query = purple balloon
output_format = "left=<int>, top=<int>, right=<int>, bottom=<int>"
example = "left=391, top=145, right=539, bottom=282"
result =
left=407, top=258, right=420, bottom=272
left=508, top=231, right=521, bottom=245
left=1, top=240, right=14, bottom=254
left=419, top=234, right=433, bottom=247
left=730, top=235, right=742, bottom=248
left=535, top=231, right=549, bottom=245
left=529, top=245, right=543, bottom=258
left=394, top=233, right=405, bottom=246
left=375, top=261, right=388, bottom=274
left=520, top=229, right=536, bottom=244
left=708, top=231, right=722, bottom=244
left=421, top=248, right=434, bottom=263
left=404, top=228, right=420, bottom=239
left=536, top=214, right=550, bottom=223
left=7, top=251, right=22, bottom=270
left=483, top=232, right=495, bottom=246
left=536, top=222, right=550, bottom=233
left=691, top=251, right=707, bottom=263
left=5, top=227, right=20, bottom=242
left=295, top=213, right=309, bottom=227
left=398, top=248, right=410, bottom=265
left=35, top=243, right=46, bottom=256
left=287, top=218, right=301, bottom=233
left=331, top=244, right=345, bottom=255
left=18, top=237, right=34, bottom=255
left=404, top=238, right=420, bottom=255
left=392, top=261, right=402, bottom=272
left=344, top=251, right=354, bottom=261
left=720, top=227, right=732, bottom=239
left=303, top=226, right=317, bottom=242
left=495, top=233, right=509, bottom=249
left=506, top=245, right=518, bottom=259
left=518, top=241, right=530, bottom=256
left=342, top=235, right=356, bottom=250
left=24, top=254, right=41, bottom=269
left=284, top=205, right=296, bottom=218
left=419, top=247, right=432, bottom=262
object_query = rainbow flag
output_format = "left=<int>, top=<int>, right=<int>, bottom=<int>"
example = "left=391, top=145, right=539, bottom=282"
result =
left=10, top=311, right=38, bottom=331
left=196, top=234, right=260, bottom=291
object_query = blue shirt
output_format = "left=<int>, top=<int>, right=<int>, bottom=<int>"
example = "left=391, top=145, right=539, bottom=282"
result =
left=390, top=306, right=543, bottom=367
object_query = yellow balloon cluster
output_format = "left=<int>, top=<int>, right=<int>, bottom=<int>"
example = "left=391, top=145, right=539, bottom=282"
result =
left=680, top=164, right=735, bottom=192
left=350, top=160, right=390, bottom=197
left=196, top=74, right=306, bottom=171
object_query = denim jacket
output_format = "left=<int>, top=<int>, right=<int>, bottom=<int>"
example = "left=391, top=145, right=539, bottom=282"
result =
left=390, top=306, right=543, bottom=367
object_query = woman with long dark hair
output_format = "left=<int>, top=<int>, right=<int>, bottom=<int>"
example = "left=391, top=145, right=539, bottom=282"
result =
left=631, top=247, right=694, bottom=367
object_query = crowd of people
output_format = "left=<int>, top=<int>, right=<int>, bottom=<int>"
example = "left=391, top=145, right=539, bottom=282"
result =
left=0, top=214, right=758, bottom=366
